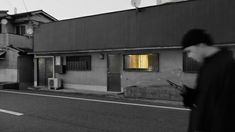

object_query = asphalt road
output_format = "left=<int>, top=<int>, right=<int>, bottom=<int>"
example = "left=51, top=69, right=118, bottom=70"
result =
left=0, top=90, right=189, bottom=132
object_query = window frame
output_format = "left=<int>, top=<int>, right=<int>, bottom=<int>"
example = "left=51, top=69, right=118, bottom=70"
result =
left=123, top=53, right=159, bottom=72
left=66, top=55, right=91, bottom=71
left=15, top=25, right=26, bottom=35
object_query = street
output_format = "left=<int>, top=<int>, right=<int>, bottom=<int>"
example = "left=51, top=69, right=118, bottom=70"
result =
left=0, top=90, right=189, bottom=132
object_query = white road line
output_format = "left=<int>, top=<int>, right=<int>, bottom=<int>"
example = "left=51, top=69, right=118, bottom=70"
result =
left=0, top=90, right=190, bottom=111
left=0, top=109, right=24, bottom=116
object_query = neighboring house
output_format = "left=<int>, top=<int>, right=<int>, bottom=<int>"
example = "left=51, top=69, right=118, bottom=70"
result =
left=33, top=0, right=235, bottom=96
left=0, top=10, right=57, bottom=89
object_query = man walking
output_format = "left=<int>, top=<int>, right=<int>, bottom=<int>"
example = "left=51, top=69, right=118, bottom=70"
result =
left=181, top=29, right=235, bottom=132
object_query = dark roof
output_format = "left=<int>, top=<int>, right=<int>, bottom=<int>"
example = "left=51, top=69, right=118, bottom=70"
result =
left=0, top=10, right=8, bottom=13
left=5, top=45, right=32, bottom=55
left=34, top=0, right=235, bottom=54
left=10, top=10, right=58, bottom=21
left=0, top=10, right=8, bottom=17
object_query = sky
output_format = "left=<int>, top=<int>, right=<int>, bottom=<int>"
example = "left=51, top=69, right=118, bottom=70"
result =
left=1, top=0, right=157, bottom=20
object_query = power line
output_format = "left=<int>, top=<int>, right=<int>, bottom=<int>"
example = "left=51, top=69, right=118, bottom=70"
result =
left=22, top=0, right=28, bottom=12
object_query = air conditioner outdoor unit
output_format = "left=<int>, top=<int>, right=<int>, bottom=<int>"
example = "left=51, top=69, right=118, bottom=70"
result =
left=48, top=78, right=62, bottom=90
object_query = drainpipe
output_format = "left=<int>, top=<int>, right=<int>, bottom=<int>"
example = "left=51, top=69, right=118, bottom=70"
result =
left=33, top=58, right=38, bottom=87
left=1, top=19, right=9, bottom=47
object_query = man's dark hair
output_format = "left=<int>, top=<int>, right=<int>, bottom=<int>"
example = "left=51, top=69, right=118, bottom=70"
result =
left=182, top=29, right=214, bottom=49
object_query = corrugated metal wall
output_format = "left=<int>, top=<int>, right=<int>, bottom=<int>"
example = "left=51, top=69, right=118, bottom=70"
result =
left=34, top=0, right=235, bottom=53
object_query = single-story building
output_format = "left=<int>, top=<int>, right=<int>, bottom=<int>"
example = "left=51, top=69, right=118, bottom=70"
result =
left=32, top=0, right=235, bottom=99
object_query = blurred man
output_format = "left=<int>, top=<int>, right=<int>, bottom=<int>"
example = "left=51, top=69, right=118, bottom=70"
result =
left=181, top=29, right=235, bottom=132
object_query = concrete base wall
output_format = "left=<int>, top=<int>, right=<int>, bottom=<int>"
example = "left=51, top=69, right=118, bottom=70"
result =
left=64, top=83, right=107, bottom=92
left=124, top=85, right=182, bottom=101
left=0, top=82, right=19, bottom=90
left=19, top=82, right=33, bottom=90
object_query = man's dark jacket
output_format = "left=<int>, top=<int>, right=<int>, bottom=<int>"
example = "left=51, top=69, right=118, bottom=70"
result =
left=182, top=48, right=235, bottom=132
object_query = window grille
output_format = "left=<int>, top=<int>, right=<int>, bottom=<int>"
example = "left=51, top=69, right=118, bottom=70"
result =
left=66, top=56, right=91, bottom=71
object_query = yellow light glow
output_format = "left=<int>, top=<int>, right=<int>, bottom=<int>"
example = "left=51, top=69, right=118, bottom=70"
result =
left=128, top=54, right=150, bottom=69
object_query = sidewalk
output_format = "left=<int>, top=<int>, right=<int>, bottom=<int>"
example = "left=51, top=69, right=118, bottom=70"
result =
left=28, top=86, right=122, bottom=97
left=27, top=86, right=183, bottom=106
left=0, top=82, right=182, bottom=106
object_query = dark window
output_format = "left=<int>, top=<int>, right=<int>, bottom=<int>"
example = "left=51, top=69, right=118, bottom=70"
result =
left=66, top=56, right=91, bottom=71
left=16, top=25, right=26, bottom=35
left=123, top=53, right=159, bottom=72
left=0, top=51, right=6, bottom=59
left=183, top=52, right=200, bottom=73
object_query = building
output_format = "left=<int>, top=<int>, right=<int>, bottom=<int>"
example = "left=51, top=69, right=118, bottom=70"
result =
left=33, top=0, right=235, bottom=99
left=0, top=10, right=57, bottom=89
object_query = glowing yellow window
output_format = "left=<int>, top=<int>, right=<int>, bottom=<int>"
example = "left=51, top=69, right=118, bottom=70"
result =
left=124, top=54, right=155, bottom=71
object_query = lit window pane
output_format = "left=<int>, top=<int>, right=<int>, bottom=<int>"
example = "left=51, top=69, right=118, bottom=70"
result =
left=139, top=55, right=149, bottom=69
left=124, top=54, right=153, bottom=71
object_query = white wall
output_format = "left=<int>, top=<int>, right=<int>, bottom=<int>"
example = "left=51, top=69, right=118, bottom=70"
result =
left=121, top=49, right=197, bottom=89
left=56, top=53, right=107, bottom=91
left=0, top=69, right=18, bottom=82
left=0, top=50, right=18, bottom=82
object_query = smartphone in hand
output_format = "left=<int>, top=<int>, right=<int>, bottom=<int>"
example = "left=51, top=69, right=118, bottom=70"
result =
left=166, top=80, right=184, bottom=92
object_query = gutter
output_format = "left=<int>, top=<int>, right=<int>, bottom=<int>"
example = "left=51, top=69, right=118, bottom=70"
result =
left=29, top=46, right=182, bottom=55
left=29, top=43, right=235, bottom=55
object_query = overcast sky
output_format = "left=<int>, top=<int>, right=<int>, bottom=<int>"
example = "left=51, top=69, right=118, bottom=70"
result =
left=1, top=0, right=157, bottom=20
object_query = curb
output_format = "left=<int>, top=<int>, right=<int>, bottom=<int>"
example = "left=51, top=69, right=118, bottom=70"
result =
left=26, top=87, right=183, bottom=106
